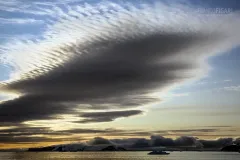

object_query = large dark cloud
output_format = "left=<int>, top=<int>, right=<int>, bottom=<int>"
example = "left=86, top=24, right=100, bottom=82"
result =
left=0, top=31, right=219, bottom=124
left=0, top=96, right=71, bottom=123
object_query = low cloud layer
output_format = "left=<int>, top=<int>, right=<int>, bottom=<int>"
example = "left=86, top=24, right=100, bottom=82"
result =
left=0, top=125, right=237, bottom=146
left=87, top=136, right=240, bottom=149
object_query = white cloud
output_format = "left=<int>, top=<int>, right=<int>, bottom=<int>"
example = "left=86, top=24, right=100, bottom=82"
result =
left=0, top=18, right=44, bottom=24
left=0, top=2, right=239, bottom=82
left=223, top=85, right=240, bottom=91
left=196, top=79, right=232, bottom=85
left=0, top=0, right=82, bottom=17
left=224, top=79, right=232, bottom=82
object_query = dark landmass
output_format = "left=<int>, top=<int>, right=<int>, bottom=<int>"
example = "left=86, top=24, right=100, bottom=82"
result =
left=221, top=144, right=240, bottom=152
left=101, top=145, right=126, bottom=151
left=0, top=146, right=235, bottom=152
left=24, top=143, right=240, bottom=152
left=27, top=144, right=126, bottom=152
left=28, top=146, right=55, bottom=152
left=26, top=145, right=223, bottom=152
left=0, top=149, right=26, bottom=152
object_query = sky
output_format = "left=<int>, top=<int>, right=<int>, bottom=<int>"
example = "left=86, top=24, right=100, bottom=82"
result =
left=0, top=0, right=240, bottom=149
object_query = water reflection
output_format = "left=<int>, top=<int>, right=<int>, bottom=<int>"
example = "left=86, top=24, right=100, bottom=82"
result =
left=3, top=151, right=240, bottom=160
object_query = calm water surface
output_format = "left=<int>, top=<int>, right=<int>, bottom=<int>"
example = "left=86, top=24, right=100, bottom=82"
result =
left=0, top=151, right=239, bottom=160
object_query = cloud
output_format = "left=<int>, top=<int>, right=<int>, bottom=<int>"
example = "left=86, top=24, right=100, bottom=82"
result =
left=166, top=129, right=218, bottom=133
left=0, top=125, right=82, bottom=144
left=150, top=135, right=204, bottom=147
left=199, top=138, right=234, bottom=148
left=131, top=138, right=151, bottom=148
left=223, top=85, right=240, bottom=91
left=0, top=135, right=83, bottom=144
left=78, top=110, right=143, bottom=123
left=0, top=96, right=72, bottom=123
left=97, top=136, right=239, bottom=148
left=88, top=137, right=112, bottom=145
left=60, top=128, right=127, bottom=135
left=85, top=136, right=239, bottom=149
left=0, top=124, right=237, bottom=145
left=0, top=0, right=80, bottom=16
left=196, top=79, right=233, bottom=86
left=0, top=1, right=239, bottom=133
left=150, top=136, right=175, bottom=146
left=234, top=138, right=240, bottom=144
left=175, top=136, right=203, bottom=147
left=0, top=127, right=134, bottom=144
left=0, top=126, right=128, bottom=144
left=223, top=79, right=232, bottom=82
left=0, top=18, right=43, bottom=25
left=203, top=125, right=232, bottom=128
left=25, top=136, right=238, bottom=150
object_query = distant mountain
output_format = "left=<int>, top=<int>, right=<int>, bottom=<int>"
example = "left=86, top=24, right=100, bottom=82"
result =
left=27, top=143, right=231, bottom=152
left=28, top=146, right=55, bottom=152
left=28, top=144, right=86, bottom=152
left=221, top=144, right=240, bottom=152
left=0, top=148, right=26, bottom=152
left=53, top=144, right=86, bottom=152
left=28, top=144, right=126, bottom=152
left=101, top=145, right=126, bottom=151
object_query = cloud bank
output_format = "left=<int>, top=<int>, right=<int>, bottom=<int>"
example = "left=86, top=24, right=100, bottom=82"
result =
left=85, top=136, right=240, bottom=149
left=0, top=124, right=237, bottom=146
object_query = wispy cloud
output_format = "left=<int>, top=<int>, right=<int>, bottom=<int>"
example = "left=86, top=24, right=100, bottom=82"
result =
left=224, top=79, right=232, bottom=82
left=196, top=79, right=232, bottom=85
left=0, top=18, right=43, bottom=24
left=0, top=0, right=82, bottom=17
left=223, top=85, right=240, bottom=91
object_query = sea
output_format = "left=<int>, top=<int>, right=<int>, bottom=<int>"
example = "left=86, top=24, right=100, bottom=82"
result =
left=0, top=151, right=239, bottom=160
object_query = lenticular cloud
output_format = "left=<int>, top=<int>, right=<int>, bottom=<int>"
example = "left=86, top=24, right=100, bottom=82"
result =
left=0, top=1, right=240, bottom=124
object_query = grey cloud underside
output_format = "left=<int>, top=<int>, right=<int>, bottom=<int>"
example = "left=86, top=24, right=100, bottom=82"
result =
left=0, top=31, right=219, bottom=124
left=84, top=136, right=240, bottom=148
left=0, top=96, right=70, bottom=123
left=0, top=95, right=143, bottom=123
left=0, top=136, right=84, bottom=144
left=78, top=110, right=143, bottom=123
